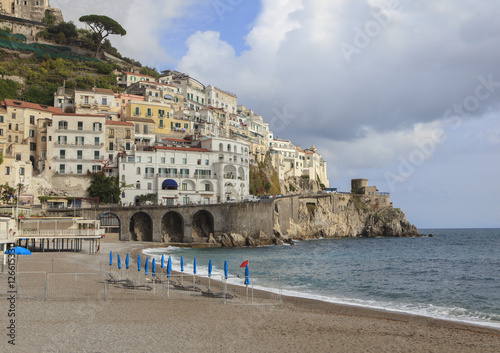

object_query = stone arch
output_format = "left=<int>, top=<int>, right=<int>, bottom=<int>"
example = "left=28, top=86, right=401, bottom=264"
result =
left=192, top=210, right=214, bottom=238
left=162, top=211, right=184, bottom=243
left=200, top=180, right=214, bottom=192
left=181, top=179, right=196, bottom=191
left=64, top=107, right=74, bottom=114
left=99, top=212, right=121, bottom=240
left=223, top=164, right=237, bottom=179
left=129, top=212, right=153, bottom=242
left=238, top=166, right=245, bottom=181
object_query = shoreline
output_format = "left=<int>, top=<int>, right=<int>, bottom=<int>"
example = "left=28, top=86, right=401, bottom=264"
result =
left=4, top=241, right=499, bottom=352
left=140, top=243, right=500, bottom=333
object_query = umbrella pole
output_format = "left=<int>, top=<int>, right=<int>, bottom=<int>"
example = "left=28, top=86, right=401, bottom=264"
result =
left=246, top=284, right=248, bottom=304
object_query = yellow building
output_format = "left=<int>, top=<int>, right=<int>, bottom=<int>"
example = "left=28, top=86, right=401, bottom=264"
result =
left=124, top=101, right=174, bottom=136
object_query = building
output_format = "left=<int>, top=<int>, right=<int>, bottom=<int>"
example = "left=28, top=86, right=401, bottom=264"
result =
left=54, top=87, right=117, bottom=119
left=123, top=100, right=173, bottom=137
left=0, top=0, right=63, bottom=23
left=46, top=113, right=107, bottom=175
left=104, top=120, right=135, bottom=175
left=118, top=71, right=156, bottom=87
left=206, top=85, right=237, bottom=114
left=161, top=70, right=206, bottom=111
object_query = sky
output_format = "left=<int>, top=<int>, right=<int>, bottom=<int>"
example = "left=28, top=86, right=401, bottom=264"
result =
left=52, top=0, right=500, bottom=228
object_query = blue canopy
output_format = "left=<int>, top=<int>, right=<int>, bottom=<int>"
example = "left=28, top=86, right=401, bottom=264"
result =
left=152, top=258, right=156, bottom=277
left=117, top=254, right=121, bottom=270
left=109, top=251, right=113, bottom=266
left=244, top=264, right=250, bottom=285
left=5, top=246, right=31, bottom=255
left=145, top=258, right=149, bottom=275
left=162, top=179, right=178, bottom=190
left=125, top=253, right=130, bottom=270
left=193, top=258, right=197, bottom=275
left=167, top=256, right=172, bottom=278
left=137, top=254, right=141, bottom=272
left=208, top=259, right=212, bottom=278
left=180, top=256, right=184, bottom=272
left=161, top=254, right=165, bottom=268
left=224, top=260, right=228, bottom=280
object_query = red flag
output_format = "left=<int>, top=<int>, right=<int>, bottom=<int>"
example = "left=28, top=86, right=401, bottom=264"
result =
left=240, top=260, right=249, bottom=268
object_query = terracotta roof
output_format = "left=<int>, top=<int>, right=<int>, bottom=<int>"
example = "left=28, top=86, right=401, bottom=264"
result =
left=92, top=88, right=115, bottom=94
left=123, top=71, right=156, bottom=79
left=162, top=138, right=190, bottom=142
left=106, top=120, right=134, bottom=126
left=3, top=99, right=62, bottom=114
left=155, top=146, right=211, bottom=152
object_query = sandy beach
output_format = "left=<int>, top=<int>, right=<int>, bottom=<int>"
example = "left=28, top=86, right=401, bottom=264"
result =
left=2, top=241, right=500, bottom=353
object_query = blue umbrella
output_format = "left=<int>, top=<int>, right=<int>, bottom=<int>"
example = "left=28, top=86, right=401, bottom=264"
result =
left=145, top=257, right=149, bottom=275
left=244, top=264, right=250, bottom=285
left=4, top=246, right=31, bottom=255
left=208, top=259, right=212, bottom=278
left=180, top=256, right=184, bottom=272
left=224, top=260, right=228, bottom=280
left=152, top=258, right=156, bottom=277
left=167, top=256, right=172, bottom=278
left=117, top=253, right=121, bottom=270
left=125, top=253, right=129, bottom=270
left=137, top=254, right=141, bottom=272
left=161, top=254, right=165, bottom=268
left=109, top=251, right=113, bottom=266
left=193, top=258, right=197, bottom=275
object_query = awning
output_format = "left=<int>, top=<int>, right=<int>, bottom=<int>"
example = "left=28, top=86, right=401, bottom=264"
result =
left=162, top=179, right=178, bottom=189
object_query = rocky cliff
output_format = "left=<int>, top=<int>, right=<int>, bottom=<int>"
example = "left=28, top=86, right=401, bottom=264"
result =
left=285, top=195, right=419, bottom=240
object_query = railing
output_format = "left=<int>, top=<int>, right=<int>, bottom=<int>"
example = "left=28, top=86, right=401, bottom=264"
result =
left=18, top=229, right=105, bottom=237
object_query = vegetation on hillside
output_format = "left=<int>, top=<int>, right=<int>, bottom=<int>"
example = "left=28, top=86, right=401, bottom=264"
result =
left=249, top=153, right=281, bottom=196
left=79, top=15, right=127, bottom=58
left=86, top=173, right=120, bottom=204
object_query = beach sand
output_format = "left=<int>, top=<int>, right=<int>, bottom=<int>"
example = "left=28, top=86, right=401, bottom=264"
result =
left=2, top=242, right=500, bottom=353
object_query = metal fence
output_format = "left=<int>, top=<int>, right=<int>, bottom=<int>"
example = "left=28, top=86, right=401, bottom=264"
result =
left=4, top=271, right=282, bottom=305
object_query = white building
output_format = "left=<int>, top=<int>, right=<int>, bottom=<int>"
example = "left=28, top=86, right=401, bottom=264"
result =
left=47, top=113, right=106, bottom=175
left=206, top=85, right=238, bottom=114
left=119, top=137, right=250, bottom=205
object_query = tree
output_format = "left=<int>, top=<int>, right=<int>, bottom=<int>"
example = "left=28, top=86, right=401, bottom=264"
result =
left=86, top=173, right=120, bottom=204
left=0, top=151, right=3, bottom=165
left=79, top=15, right=126, bottom=58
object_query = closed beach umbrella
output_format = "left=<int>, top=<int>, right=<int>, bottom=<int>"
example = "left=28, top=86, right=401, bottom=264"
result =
left=125, top=253, right=129, bottom=270
left=152, top=258, right=156, bottom=277
left=244, top=264, right=250, bottom=285
left=117, top=253, right=121, bottom=270
left=167, top=256, right=172, bottom=278
left=161, top=254, right=165, bottom=268
left=137, top=254, right=141, bottom=272
left=109, top=251, right=113, bottom=266
left=224, top=260, right=228, bottom=280
left=208, top=259, right=213, bottom=278
left=180, top=256, right=184, bottom=272
left=5, top=246, right=31, bottom=255
left=193, top=258, right=197, bottom=275
left=145, top=257, right=149, bottom=275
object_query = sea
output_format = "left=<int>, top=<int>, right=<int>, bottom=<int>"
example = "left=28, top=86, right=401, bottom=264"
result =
left=143, top=228, right=500, bottom=329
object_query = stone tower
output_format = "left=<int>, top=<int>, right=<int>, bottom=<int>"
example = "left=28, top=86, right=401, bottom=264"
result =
left=0, top=0, right=63, bottom=23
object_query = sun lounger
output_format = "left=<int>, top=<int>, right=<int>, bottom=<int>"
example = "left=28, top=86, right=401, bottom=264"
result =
left=201, top=286, right=235, bottom=299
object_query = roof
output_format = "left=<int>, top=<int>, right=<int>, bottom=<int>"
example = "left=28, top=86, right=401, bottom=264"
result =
left=125, top=117, right=155, bottom=124
left=162, top=138, right=190, bottom=142
left=92, top=88, right=115, bottom=95
left=123, top=71, right=156, bottom=79
left=106, top=120, right=134, bottom=126
left=3, top=99, right=62, bottom=114
left=155, top=146, right=211, bottom=153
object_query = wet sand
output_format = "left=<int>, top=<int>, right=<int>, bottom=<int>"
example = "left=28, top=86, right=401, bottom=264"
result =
left=2, top=241, right=500, bottom=352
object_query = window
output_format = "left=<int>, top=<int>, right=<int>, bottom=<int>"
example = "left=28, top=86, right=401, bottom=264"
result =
left=125, top=142, right=131, bottom=150
left=184, top=123, right=188, bottom=129
left=109, top=142, right=114, bottom=151
left=84, top=96, right=89, bottom=104
left=75, top=136, right=84, bottom=145
left=77, top=150, right=82, bottom=159
left=183, top=196, right=190, bottom=205
left=58, top=136, right=67, bottom=145
left=58, top=121, right=68, bottom=130
left=159, top=119, right=164, bottom=128
left=136, top=156, right=141, bottom=163
left=0, top=116, right=3, bottom=122
left=19, top=167, right=24, bottom=176
left=76, top=121, right=83, bottom=131
left=41, top=136, right=46, bottom=142
left=205, top=160, right=209, bottom=166
left=92, top=165, right=102, bottom=173
left=93, top=122, right=102, bottom=132
left=59, top=164, right=65, bottom=173
left=30, top=116, right=35, bottom=125
left=205, top=184, right=211, bottom=191
left=197, top=159, right=201, bottom=165
left=15, top=124, right=18, bottom=131
left=0, top=129, right=3, bottom=136
left=125, top=129, right=131, bottom=139
left=170, top=158, right=175, bottom=164
left=182, top=183, right=187, bottom=191
left=147, top=157, right=152, bottom=163
left=11, top=113, right=16, bottom=119
left=94, top=137, right=100, bottom=145
left=94, top=151, right=100, bottom=160
left=182, top=158, right=187, bottom=164
left=159, top=109, right=165, bottom=117
left=135, top=107, right=140, bottom=116
left=102, top=97, right=107, bottom=105
left=5, top=167, right=10, bottom=175
left=30, top=142, right=36, bottom=151
left=136, top=167, right=141, bottom=175
left=180, top=168, right=189, bottom=177
left=77, top=165, right=83, bottom=174
left=136, top=182, right=141, bottom=189
left=160, top=157, right=165, bottom=164
left=135, top=124, right=139, bottom=133
left=8, top=136, right=11, bottom=142
left=29, top=129, right=35, bottom=137
left=109, top=128, right=114, bottom=137
left=147, top=108, right=152, bottom=116
left=14, top=136, right=18, bottom=143
left=147, top=183, right=152, bottom=190
left=143, top=125, right=148, bottom=134
left=59, top=150, right=66, bottom=159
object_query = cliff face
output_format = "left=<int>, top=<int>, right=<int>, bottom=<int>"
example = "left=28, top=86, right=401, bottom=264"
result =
left=286, top=196, right=418, bottom=240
